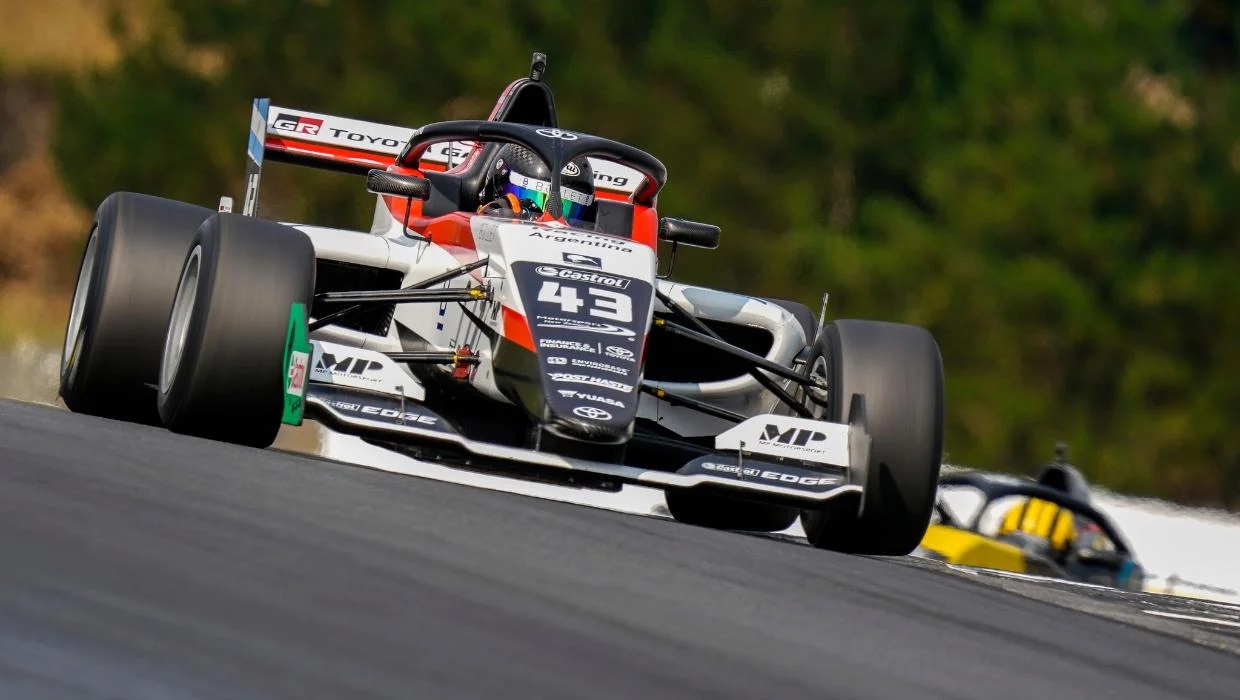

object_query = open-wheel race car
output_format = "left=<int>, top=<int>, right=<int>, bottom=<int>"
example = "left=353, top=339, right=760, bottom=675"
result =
left=59, top=53, right=945, bottom=555
left=918, top=445, right=1146, bottom=589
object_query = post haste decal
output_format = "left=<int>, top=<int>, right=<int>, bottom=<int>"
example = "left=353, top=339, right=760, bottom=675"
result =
left=512, top=261, right=652, bottom=431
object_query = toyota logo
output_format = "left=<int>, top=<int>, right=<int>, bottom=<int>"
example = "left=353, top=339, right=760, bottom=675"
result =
left=537, top=128, right=578, bottom=141
left=572, top=405, right=612, bottom=421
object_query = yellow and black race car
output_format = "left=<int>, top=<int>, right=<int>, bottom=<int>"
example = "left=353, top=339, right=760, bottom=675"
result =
left=916, top=446, right=1146, bottom=591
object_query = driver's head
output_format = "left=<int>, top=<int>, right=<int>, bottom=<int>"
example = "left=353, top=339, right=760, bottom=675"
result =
left=999, top=497, right=1077, bottom=554
left=482, top=143, right=596, bottom=226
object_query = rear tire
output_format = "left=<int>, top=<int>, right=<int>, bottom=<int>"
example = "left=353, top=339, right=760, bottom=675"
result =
left=665, top=490, right=799, bottom=532
left=59, top=192, right=213, bottom=422
left=799, top=320, right=944, bottom=555
left=157, top=214, right=315, bottom=447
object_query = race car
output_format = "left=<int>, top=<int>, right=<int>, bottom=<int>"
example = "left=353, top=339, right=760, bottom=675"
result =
left=58, top=53, right=945, bottom=555
left=917, top=444, right=1146, bottom=590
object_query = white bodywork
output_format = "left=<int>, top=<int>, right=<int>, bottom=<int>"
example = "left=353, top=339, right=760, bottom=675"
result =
left=289, top=212, right=809, bottom=441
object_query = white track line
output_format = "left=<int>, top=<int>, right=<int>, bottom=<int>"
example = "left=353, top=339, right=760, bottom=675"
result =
left=1143, top=610, right=1240, bottom=628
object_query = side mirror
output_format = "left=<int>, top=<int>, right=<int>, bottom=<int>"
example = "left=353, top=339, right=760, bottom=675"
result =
left=367, top=169, right=431, bottom=200
left=658, top=217, right=720, bottom=249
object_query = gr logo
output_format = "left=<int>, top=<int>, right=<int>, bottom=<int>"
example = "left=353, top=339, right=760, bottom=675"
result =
left=272, top=113, right=323, bottom=135
left=316, top=353, right=382, bottom=376
left=760, top=424, right=827, bottom=447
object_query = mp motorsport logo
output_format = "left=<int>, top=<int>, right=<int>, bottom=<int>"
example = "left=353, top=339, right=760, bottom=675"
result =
left=316, top=353, right=382, bottom=376
left=760, top=424, right=828, bottom=451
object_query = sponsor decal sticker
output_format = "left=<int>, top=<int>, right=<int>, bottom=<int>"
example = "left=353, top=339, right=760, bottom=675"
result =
left=759, top=424, right=828, bottom=453
left=539, top=338, right=599, bottom=354
left=326, top=128, right=403, bottom=149
left=572, top=405, right=613, bottom=421
left=714, top=415, right=851, bottom=467
left=314, top=352, right=384, bottom=384
left=594, top=171, right=630, bottom=189
left=557, top=389, right=624, bottom=408
left=570, top=358, right=629, bottom=376
left=561, top=161, right=581, bottom=177
left=537, top=316, right=636, bottom=338
left=604, top=345, right=635, bottom=362
left=697, top=461, right=842, bottom=487
left=547, top=356, right=568, bottom=365
left=536, top=128, right=578, bottom=141
left=528, top=230, right=633, bottom=253
left=562, top=252, right=601, bottom=268
left=327, top=399, right=440, bottom=426
left=548, top=372, right=633, bottom=393
left=534, top=265, right=630, bottom=289
left=287, top=350, right=309, bottom=396
left=272, top=113, right=323, bottom=135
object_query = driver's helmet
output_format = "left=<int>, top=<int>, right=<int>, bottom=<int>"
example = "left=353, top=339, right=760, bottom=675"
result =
left=480, top=143, right=597, bottom=226
left=998, top=497, right=1077, bottom=555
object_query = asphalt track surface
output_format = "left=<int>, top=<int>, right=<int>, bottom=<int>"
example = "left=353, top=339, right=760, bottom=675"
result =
left=1, top=399, right=1238, bottom=699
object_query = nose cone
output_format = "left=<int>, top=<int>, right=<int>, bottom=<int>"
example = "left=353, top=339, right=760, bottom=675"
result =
left=544, top=410, right=633, bottom=445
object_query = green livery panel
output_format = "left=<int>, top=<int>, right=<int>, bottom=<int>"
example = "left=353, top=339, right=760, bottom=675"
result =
left=282, top=302, right=311, bottom=425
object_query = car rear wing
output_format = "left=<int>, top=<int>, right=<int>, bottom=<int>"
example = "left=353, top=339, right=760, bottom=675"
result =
left=242, top=98, right=468, bottom=216
left=242, top=98, right=644, bottom=216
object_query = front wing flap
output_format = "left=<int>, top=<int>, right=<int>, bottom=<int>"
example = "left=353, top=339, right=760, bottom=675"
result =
left=302, top=381, right=869, bottom=507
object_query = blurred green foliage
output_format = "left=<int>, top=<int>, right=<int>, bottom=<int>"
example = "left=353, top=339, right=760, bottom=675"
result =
left=51, top=0, right=1240, bottom=506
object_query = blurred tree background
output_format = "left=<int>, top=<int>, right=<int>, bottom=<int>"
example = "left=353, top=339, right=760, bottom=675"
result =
left=45, top=0, right=1240, bottom=507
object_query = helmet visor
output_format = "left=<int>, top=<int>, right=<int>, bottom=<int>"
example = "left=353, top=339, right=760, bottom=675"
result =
left=503, top=173, right=594, bottom=225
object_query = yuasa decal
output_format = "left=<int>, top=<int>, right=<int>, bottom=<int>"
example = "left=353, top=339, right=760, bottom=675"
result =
left=557, top=389, right=624, bottom=408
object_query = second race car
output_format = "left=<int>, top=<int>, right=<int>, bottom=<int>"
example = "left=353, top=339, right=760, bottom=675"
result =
left=917, top=444, right=1146, bottom=590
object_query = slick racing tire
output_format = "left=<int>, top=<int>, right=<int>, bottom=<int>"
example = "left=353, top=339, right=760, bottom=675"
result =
left=157, top=213, right=314, bottom=448
left=799, top=320, right=944, bottom=555
left=60, top=192, right=213, bottom=423
left=665, top=490, right=799, bottom=533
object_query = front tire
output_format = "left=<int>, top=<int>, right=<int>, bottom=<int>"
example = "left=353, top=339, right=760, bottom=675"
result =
left=59, top=193, right=213, bottom=422
left=157, top=213, right=315, bottom=447
left=799, top=320, right=945, bottom=555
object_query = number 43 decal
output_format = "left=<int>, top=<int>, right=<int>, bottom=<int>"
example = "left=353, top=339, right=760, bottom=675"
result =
left=537, top=281, right=632, bottom=323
